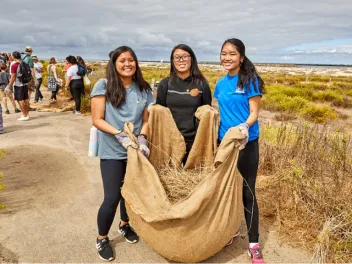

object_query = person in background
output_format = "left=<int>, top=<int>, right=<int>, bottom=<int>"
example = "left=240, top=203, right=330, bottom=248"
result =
left=21, top=46, right=35, bottom=107
left=0, top=54, right=6, bottom=64
left=0, top=63, right=21, bottom=114
left=156, top=44, right=212, bottom=164
left=63, top=59, right=71, bottom=78
left=32, top=55, right=44, bottom=102
left=0, top=104, right=3, bottom=134
left=7, top=51, right=30, bottom=121
left=77, top=56, right=87, bottom=95
left=47, top=57, right=61, bottom=102
left=65, top=55, right=84, bottom=114
left=91, top=46, right=154, bottom=262
left=214, top=38, right=264, bottom=264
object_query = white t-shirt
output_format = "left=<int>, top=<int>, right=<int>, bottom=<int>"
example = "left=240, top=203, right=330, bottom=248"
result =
left=34, top=62, right=43, bottom=79
left=67, top=64, right=82, bottom=80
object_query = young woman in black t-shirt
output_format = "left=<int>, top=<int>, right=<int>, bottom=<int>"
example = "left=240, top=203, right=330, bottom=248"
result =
left=156, top=44, right=212, bottom=163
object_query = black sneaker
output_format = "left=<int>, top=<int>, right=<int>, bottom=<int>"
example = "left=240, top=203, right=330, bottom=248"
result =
left=118, top=223, right=139, bottom=243
left=15, top=108, right=21, bottom=113
left=96, top=237, right=114, bottom=262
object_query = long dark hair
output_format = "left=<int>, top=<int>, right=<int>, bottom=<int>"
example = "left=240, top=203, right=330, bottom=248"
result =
left=76, top=56, right=87, bottom=71
left=66, top=55, right=77, bottom=65
left=106, top=46, right=150, bottom=108
left=221, top=38, right=264, bottom=93
left=170, top=44, right=206, bottom=84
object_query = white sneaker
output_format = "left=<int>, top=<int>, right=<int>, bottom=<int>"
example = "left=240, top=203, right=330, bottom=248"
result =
left=73, top=110, right=81, bottom=115
left=17, top=116, right=29, bottom=121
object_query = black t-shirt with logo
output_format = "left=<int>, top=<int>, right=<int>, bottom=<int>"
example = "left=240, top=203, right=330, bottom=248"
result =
left=156, top=76, right=212, bottom=141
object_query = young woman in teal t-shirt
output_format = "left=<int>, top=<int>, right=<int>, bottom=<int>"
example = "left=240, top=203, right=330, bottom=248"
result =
left=214, top=38, right=264, bottom=264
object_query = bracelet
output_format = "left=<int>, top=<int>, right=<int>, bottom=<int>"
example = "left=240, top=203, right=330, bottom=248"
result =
left=139, top=133, right=147, bottom=140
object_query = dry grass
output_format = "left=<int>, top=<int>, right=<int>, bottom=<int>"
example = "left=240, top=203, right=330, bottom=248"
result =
left=258, top=123, right=352, bottom=263
left=159, top=165, right=212, bottom=204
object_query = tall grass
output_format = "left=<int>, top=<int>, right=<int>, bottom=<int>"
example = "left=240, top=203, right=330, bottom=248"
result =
left=258, top=123, right=352, bottom=263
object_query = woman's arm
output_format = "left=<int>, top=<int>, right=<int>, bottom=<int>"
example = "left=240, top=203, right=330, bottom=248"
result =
left=52, top=65, right=58, bottom=81
left=65, top=76, right=71, bottom=88
left=202, top=82, right=212, bottom=105
left=156, top=79, right=167, bottom=106
left=245, top=96, right=261, bottom=126
left=139, top=108, right=149, bottom=136
left=91, top=96, right=121, bottom=135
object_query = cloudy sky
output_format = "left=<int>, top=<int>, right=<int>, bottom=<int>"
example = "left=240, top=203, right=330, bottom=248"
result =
left=1, top=0, right=351, bottom=64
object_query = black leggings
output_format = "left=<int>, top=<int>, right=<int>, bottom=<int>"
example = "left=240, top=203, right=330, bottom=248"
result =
left=51, top=84, right=60, bottom=100
left=182, top=138, right=194, bottom=165
left=34, top=78, right=43, bottom=101
left=97, top=159, right=129, bottom=236
left=237, top=138, right=259, bottom=243
left=70, top=79, right=84, bottom=111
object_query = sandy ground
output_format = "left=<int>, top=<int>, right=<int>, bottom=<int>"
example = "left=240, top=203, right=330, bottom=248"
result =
left=0, top=92, right=312, bottom=263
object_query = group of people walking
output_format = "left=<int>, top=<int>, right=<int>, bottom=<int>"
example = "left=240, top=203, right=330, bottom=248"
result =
left=0, top=46, right=89, bottom=133
left=91, top=38, right=264, bottom=264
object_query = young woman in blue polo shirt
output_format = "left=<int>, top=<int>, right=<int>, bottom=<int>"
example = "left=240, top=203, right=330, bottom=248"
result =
left=214, top=38, right=264, bottom=264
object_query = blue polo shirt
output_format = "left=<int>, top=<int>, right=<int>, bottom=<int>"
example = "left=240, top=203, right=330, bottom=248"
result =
left=214, top=74, right=262, bottom=142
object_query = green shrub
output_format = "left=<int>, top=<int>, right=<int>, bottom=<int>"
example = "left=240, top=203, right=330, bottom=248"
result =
left=334, top=82, right=352, bottom=90
left=300, top=104, right=337, bottom=123
left=310, top=75, right=331, bottom=83
left=312, top=89, right=343, bottom=102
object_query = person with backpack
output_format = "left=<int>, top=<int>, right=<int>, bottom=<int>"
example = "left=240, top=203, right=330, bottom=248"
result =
left=65, top=55, right=84, bottom=114
left=214, top=38, right=264, bottom=264
left=6, top=51, right=31, bottom=121
left=0, top=63, right=21, bottom=114
left=21, top=46, right=36, bottom=105
left=77, top=56, right=88, bottom=95
left=156, top=44, right=212, bottom=164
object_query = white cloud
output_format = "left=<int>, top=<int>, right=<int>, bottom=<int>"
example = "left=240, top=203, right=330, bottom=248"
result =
left=0, top=0, right=351, bottom=63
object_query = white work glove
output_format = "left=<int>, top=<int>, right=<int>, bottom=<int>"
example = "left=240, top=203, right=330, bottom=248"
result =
left=236, top=122, right=249, bottom=150
left=114, top=131, right=138, bottom=149
left=4, top=85, right=12, bottom=94
left=138, top=134, right=150, bottom=157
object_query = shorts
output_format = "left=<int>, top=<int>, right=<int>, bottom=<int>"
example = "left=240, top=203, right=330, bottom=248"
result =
left=0, top=89, right=13, bottom=100
left=28, top=79, right=35, bottom=92
left=14, top=85, right=29, bottom=101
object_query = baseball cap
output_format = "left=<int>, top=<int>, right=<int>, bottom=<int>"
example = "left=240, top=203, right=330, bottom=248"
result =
left=32, top=54, right=38, bottom=59
left=12, top=51, right=22, bottom=59
left=25, top=46, right=33, bottom=52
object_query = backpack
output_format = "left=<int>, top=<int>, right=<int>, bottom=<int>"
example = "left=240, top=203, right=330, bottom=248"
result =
left=16, top=61, right=32, bottom=83
left=77, top=63, right=86, bottom=77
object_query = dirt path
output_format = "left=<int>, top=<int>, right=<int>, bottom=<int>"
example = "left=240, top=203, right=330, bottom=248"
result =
left=0, top=95, right=312, bottom=263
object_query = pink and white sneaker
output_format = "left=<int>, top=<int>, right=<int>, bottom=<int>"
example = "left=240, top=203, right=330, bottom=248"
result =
left=248, top=244, right=264, bottom=264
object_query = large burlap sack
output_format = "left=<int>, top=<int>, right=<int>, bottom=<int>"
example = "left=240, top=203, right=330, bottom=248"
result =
left=121, top=105, right=245, bottom=262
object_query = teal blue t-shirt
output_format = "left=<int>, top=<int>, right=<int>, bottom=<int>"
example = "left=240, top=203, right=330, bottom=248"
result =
left=214, top=74, right=262, bottom=142
left=90, top=79, right=155, bottom=160
left=21, top=54, right=34, bottom=68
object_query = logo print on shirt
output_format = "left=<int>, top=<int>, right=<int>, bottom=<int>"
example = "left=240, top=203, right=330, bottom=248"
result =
left=189, top=88, right=200, bottom=97
left=235, top=86, right=245, bottom=94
